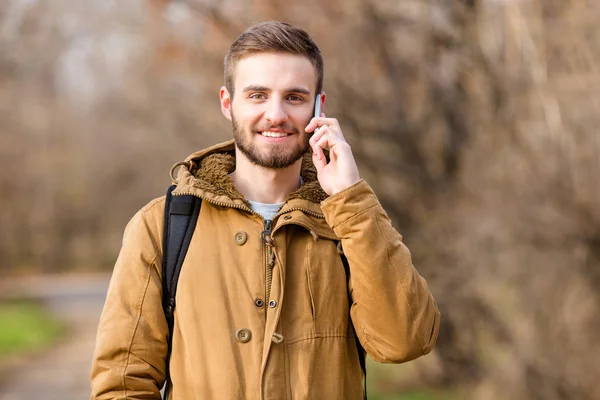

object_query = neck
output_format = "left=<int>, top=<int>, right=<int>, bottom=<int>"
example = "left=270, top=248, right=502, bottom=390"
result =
left=231, top=149, right=303, bottom=204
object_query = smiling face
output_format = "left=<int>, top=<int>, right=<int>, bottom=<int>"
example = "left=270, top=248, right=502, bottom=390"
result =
left=220, top=52, right=322, bottom=169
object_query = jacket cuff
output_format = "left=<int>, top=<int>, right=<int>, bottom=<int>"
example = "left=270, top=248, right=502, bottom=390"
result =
left=320, top=179, right=380, bottom=232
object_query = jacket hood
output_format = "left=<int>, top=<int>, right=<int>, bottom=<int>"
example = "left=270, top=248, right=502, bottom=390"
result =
left=171, top=139, right=329, bottom=213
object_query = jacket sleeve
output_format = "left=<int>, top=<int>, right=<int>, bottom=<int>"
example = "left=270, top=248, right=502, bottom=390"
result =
left=90, top=199, right=168, bottom=399
left=321, top=180, right=440, bottom=363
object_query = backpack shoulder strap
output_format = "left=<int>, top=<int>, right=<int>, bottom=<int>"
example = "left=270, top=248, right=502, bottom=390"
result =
left=162, top=185, right=202, bottom=324
left=161, top=185, right=201, bottom=400
left=340, top=250, right=368, bottom=400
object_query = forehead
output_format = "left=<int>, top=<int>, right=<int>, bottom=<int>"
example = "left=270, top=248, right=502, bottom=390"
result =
left=233, top=52, right=317, bottom=93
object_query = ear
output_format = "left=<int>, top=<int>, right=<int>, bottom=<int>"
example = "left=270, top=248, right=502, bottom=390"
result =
left=220, top=86, right=232, bottom=121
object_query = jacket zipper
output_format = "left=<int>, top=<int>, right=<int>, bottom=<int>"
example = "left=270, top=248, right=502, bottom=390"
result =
left=273, top=207, right=325, bottom=220
left=261, top=219, right=275, bottom=320
left=173, top=191, right=258, bottom=215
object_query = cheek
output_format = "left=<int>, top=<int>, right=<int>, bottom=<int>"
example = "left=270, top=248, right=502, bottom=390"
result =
left=287, top=109, right=312, bottom=127
left=235, top=107, right=263, bottom=125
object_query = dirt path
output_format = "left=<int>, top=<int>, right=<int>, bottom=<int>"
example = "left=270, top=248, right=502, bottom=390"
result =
left=0, top=273, right=111, bottom=400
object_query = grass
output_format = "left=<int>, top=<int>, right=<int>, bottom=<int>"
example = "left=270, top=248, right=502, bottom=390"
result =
left=367, top=358, right=466, bottom=400
left=369, top=389, right=465, bottom=400
left=0, top=301, right=64, bottom=356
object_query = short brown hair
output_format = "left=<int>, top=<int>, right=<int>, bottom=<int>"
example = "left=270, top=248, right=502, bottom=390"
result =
left=224, top=21, right=323, bottom=97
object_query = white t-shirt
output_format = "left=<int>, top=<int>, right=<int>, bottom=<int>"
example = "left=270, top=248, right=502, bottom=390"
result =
left=235, top=176, right=304, bottom=221
left=247, top=200, right=284, bottom=221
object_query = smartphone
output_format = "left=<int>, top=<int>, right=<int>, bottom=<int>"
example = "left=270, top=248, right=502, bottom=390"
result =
left=312, top=94, right=321, bottom=134
left=314, top=94, right=322, bottom=120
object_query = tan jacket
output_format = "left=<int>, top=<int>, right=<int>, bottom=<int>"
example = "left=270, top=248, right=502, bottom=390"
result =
left=90, top=140, right=440, bottom=400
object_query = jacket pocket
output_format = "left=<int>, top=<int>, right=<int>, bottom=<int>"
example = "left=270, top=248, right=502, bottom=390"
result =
left=305, top=262, right=317, bottom=320
left=305, top=236, right=350, bottom=334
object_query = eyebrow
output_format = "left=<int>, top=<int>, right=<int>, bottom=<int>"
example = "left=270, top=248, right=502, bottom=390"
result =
left=286, top=87, right=311, bottom=95
left=241, top=85, right=311, bottom=95
left=242, top=85, right=269, bottom=93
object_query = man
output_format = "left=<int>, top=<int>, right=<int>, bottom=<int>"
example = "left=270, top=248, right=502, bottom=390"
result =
left=90, top=21, right=440, bottom=400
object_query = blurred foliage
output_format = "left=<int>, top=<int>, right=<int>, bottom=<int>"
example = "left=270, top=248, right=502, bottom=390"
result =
left=367, top=358, right=466, bottom=400
left=369, top=391, right=463, bottom=400
left=0, top=301, right=64, bottom=356
left=1, top=0, right=599, bottom=398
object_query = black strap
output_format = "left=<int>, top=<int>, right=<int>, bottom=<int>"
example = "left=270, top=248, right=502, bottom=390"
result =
left=341, top=252, right=368, bottom=400
left=162, top=185, right=202, bottom=400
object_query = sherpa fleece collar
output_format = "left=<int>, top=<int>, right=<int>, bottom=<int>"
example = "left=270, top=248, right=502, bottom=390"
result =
left=171, top=140, right=330, bottom=213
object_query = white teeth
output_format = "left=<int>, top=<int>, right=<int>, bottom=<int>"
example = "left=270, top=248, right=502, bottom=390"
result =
left=260, top=131, right=289, bottom=138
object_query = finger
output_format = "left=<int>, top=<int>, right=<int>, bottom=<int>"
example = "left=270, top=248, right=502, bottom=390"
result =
left=315, top=134, right=332, bottom=153
left=312, top=148, right=327, bottom=171
left=305, top=118, right=320, bottom=133
left=314, top=136, right=330, bottom=164
left=311, top=131, right=336, bottom=164
left=310, top=126, right=337, bottom=160
left=311, top=139, right=325, bottom=161
left=309, top=125, right=328, bottom=149
left=305, top=116, right=336, bottom=133
left=315, top=128, right=345, bottom=151
left=313, top=112, right=326, bottom=135
left=311, top=122, right=327, bottom=169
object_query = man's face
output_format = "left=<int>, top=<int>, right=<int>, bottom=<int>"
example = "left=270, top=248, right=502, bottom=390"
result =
left=220, top=52, right=319, bottom=169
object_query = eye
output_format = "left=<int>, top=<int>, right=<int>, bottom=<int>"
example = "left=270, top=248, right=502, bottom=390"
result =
left=287, top=95, right=304, bottom=102
left=250, top=93, right=266, bottom=100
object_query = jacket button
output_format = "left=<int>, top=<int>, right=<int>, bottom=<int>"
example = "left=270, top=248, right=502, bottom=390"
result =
left=235, top=328, right=252, bottom=343
left=283, top=215, right=292, bottom=220
left=234, top=231, right=247, bottom=245
left=268, top=300, right=277, bottom=308
left=255, top=298, right=264, bottom=307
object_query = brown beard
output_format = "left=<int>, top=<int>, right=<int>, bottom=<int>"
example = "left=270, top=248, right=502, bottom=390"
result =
left=232, top=111, right=310, bottom=169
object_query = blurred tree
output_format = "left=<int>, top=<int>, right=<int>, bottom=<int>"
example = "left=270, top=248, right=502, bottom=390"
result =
left=0, top=0, right=598, bottom=398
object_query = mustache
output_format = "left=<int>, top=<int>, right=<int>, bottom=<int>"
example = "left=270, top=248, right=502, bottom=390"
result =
left=252, top=123, right=299, bottom=134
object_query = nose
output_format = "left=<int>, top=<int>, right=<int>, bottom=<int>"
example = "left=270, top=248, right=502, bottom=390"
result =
left=264, top=100, right=288, bottom=125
